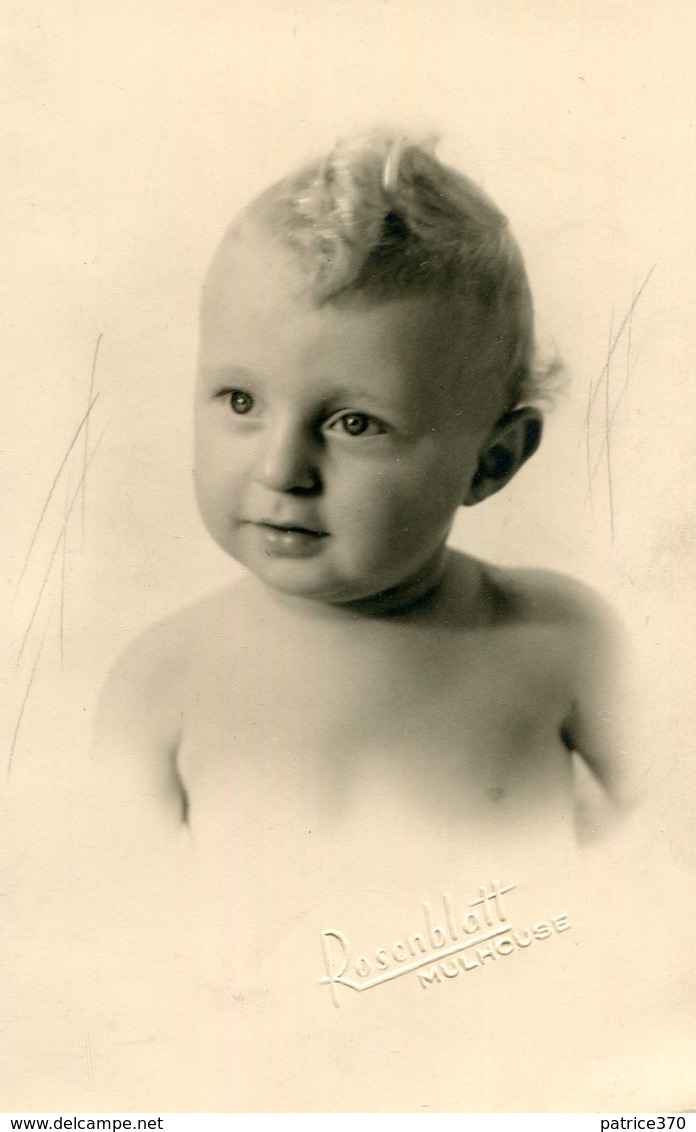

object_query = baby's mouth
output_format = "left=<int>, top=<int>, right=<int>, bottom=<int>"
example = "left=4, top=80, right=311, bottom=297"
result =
left=253, top=521, right=329, bottom=558
left=258, top=521, right=328, bottom=538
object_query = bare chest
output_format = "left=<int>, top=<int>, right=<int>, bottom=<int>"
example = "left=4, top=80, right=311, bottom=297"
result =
left=177, top=621, right=574, bottom=834
left=176, top=618, right=576, bottom=1019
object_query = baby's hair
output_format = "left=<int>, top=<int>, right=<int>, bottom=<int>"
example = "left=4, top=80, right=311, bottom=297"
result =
left=244, top=130, right=558, bottom=407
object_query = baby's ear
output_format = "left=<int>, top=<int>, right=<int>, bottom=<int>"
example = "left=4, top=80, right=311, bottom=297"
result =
left=463, top=407, right=543, bottom=506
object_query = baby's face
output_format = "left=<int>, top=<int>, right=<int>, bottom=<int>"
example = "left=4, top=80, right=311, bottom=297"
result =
left=195, top=228, right=501, bottom=607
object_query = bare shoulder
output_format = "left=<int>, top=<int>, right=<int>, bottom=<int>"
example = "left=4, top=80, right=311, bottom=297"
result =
left=484, top=564, right=635, bottom=822
left=484, top=565, right=628, bottom=686
left=488, top=564, right=623, bottom=641
left=487, top=564, right=628, bottom=723
left=93, top=585, right=238, bottom=820
left=96, top=585, right=237, bottom=741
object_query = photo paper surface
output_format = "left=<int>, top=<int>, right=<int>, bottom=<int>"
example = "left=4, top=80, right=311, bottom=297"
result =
left=2, top=1, right=695, bottom=1113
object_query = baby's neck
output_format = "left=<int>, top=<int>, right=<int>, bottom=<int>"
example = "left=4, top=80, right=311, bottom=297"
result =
left=242, top=548, right=486, bottom=627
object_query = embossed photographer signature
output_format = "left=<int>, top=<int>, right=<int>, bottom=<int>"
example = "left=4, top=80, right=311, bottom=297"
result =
left=318, top=881, right=571, bottom=1006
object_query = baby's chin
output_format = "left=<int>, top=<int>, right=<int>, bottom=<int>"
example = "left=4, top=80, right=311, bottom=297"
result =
left=246, top=569, right=392, bottom=609
left=200, top=517, right=451, bottom=612
left=243, top=563, right=450, bottom=618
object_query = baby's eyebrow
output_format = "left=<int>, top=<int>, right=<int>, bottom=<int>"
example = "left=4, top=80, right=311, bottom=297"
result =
left=198, top=367, right=401, bottom=415
left=199, top=364, right=257, bottom=385
left=325, top=383, right=400, bottom=415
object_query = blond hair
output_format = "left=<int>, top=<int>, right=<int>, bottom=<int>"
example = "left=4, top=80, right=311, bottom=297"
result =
left=243, top=130, right=556, bottom=407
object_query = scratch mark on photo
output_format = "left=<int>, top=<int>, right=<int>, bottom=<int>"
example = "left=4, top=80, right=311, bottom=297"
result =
left=60, top=474, right=70, bottom=670
left=625, top=271, right=635, bottom=420
left=587, top=263, right=656, bottom=415
left=585, top=377, right=596, bottom=518
left=15, top=429, right=107, bottom=671
left=6, top=604, right=56, bottom=782
left=82, top=333, right=103, bottom=543
left=585, top=335, right=643, bottom=501
left=605, top=307, right=615, bottom=540
left=583, top=264, right=656, bottom=511
left=14, top=392, right=100, bottom=598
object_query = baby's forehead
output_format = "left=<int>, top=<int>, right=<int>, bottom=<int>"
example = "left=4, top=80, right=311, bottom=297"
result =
left=207, top=218, right=494, bottom=330
left=201, top=219, right=510, bottom=417
left=203, top=221, right=303, bottom=312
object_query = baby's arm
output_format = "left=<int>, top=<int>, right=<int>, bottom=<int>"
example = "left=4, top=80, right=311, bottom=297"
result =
left=85, top=617, right=195, bottom=965
left=558, top=583, right=634, bottom=816
left=511, top=567, right=635, bottom=829
left=91, top=615, right=189, bottom=833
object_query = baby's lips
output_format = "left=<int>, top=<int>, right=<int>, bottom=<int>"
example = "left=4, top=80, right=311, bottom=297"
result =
left=255, top=518, right=329, bottom=537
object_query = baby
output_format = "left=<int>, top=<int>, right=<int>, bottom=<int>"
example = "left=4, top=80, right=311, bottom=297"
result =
left=88, top=130, right=637, bottom=1108
left=95, top=131, right=630, bottom=862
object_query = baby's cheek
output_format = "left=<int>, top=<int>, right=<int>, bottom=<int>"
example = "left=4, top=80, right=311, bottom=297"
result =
left=387, top=472, right=452, bottom=521
left=194, top=458, right=235, bottom=536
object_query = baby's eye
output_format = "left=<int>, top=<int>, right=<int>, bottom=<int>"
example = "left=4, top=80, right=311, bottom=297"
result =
left=227, top=390, right=254, bottom=415
left=327, top=411, right=386, bottom=438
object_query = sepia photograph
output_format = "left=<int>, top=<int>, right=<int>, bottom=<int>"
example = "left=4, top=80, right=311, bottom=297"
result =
left=2, top=0, right=695, bottom=1114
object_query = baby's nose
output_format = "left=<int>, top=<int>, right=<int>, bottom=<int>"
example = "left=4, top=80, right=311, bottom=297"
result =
left=254, top=419, right=320, bottom=493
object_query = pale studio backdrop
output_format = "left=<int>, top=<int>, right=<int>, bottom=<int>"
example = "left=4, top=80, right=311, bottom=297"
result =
left=3, top=1, right=695, bottom=852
